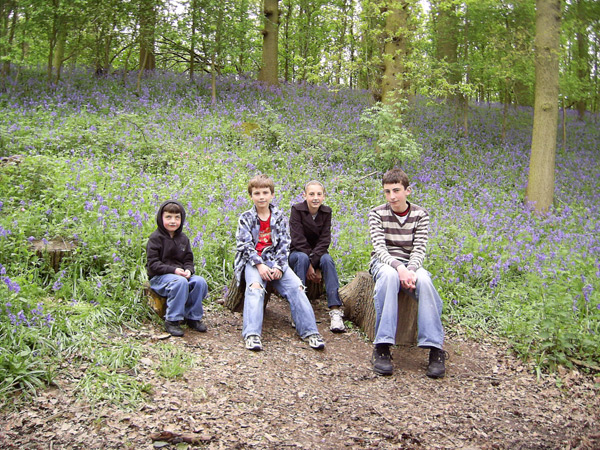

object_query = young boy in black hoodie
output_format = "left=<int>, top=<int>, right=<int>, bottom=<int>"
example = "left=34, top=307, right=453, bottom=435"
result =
left=146, top=200, right=208, bottom=337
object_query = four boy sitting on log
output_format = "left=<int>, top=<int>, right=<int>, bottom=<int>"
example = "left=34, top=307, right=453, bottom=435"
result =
left=146, top=170, right=446, bottom=378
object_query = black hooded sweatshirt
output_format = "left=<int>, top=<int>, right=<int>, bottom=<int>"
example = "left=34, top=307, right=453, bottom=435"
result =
left=146, top=200, right=195, bottom=279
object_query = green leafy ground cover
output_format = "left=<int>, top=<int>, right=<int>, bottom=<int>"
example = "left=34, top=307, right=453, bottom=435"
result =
left=0, top=69, right=598, bottom=403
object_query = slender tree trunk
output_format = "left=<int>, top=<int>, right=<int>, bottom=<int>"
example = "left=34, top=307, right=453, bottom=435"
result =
left=190, top=0, right=197, bottom=81
left=211, top=4, right=223, bottom=104
left=258, top=0, right=279, bottom=86
left=1, top=3, right=18, bottom=78
left=139, top=0, right=156, bottom=71
left=282, top=0, right=292, bottom=82
left=433, top=0, right=463, bottom=132
left=526, top=0, right=561, bottom=213
left=575, top=0, right=589, bottom=120
left=381, top=0, right=408, bottom=105
left=53, top=28, right=66, bottom=83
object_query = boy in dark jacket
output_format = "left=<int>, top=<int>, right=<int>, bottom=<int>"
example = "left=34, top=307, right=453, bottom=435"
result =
left=289, top=180, right=345, bottom=332
left=146, top=200, right=208, bottom=337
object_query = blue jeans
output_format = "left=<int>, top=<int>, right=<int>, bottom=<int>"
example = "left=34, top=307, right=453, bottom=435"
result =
left=149, top=274, right=208, bottom=322
left=289, top=251, right=342, bottom=308
left=371, top=261, right=444, bottom=349
left=242, top=262, right=319, bottom=339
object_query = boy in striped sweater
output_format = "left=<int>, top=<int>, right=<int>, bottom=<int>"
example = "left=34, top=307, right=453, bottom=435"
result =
left=368, top=168, right=446, bottom=378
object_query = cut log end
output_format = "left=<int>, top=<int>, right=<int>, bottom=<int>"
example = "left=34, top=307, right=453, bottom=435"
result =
left=31, top=238, right=76, bottom=272
left=143, top=281, right=166, bottom=319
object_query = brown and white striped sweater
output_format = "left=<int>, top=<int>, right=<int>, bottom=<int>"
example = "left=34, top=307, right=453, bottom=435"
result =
left=368, top=202, right=429, bottom=273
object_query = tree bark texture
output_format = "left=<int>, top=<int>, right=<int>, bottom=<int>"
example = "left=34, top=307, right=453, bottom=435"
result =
left=144, top=282, right=167, bottom=318
left=139, top=0, right=156, bottom=71
left=526, top=0, right=561, bottom=213
left=575, top=0, right=589, bottom=119
left=339, top=271, right=417, bottom=345
left=31, top=238, right=76, bottom=273
left=381, top=0, right=409, bottom=105
left=258, top=0, right=279, bottom=86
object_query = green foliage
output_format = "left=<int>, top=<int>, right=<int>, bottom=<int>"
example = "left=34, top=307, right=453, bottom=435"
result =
left=154, top=342, right=196, bottom=379
left=358, top=102, right=421, bottom=170
left=76, top=367, right=152, bottom=409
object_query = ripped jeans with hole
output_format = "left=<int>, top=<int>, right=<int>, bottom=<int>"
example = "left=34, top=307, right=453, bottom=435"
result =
left=242, top=262, right=319, bottom=339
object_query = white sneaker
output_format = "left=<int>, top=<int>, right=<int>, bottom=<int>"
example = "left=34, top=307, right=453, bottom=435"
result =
left=329, top=309, right=345, bottom=333
left=245, top=334, right=262, bottom=351
left=306, top=333, right=325, bottom=350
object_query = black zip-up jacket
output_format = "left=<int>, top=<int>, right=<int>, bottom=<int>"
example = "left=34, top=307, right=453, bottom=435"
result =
left=289, top=200, right=332, bottom=268
left=146, top=200, right=195, bottom=279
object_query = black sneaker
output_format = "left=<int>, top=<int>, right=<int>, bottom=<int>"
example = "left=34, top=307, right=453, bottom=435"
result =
left=372, top=345, right=393, bottom=376
left=426, top=348, right=447, bottom=379
left=165, top=320, right=184, bottom=337
left=185, top=319, right=207, bottom=332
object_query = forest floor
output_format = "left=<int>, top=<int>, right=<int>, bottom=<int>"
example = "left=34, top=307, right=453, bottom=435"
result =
left=1, top=295, right=599, bottom=450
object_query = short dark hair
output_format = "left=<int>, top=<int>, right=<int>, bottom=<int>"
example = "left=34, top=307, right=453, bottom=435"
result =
left=382, top=168, right=410, bottom=188
left=248, top=174, right=275, bottom=195
left=163, top=202, right=182, bottom=214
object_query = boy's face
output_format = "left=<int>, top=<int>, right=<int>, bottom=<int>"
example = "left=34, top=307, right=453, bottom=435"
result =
left=250, top=187, right=274, bottom=210
left=162, top=211, right=182, bottom=236
left=383, top=183, right=411, bottom=212
left=303, top=184, right=325, bottom=212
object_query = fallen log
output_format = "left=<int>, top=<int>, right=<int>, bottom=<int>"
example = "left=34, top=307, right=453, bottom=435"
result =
left=339, top=271, right=417, bottom=345
left=143, top=282, right=167, bottom=319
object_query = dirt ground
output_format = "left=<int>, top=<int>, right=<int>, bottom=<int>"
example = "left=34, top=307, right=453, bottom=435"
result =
left=1, top=296, right=599, bottom=450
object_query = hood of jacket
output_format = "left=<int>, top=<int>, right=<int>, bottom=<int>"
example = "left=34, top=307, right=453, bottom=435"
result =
left=156, top=200, right=186, bottom=236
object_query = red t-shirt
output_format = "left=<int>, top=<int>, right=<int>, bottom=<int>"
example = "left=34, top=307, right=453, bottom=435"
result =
left=255, top=216, right=272, bottom=256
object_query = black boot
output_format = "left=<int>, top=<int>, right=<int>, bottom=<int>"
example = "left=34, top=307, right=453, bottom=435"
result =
left=426, top=348, right=447, bottom=378
left=165, top=320, right=184, bottom=337
left=185, top=318, right=207, bottom=332
left=372, top=344, right=393, bottom=376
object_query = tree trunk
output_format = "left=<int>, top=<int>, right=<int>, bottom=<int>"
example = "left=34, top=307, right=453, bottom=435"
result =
left=575, top=0, right=589, bottom=120
left=189, top=0, right=197, bottom=81
left=526, top=0, right=561, bottom=213
left=339, top=271, right=417, bottom=345
left=258, top=0, right=279, bottom=86
left=433, top=0, right=464, bottom=132
left=282, top=0, right=292, bottom=82
left=53, top=28, right=66, bottom=83
left=381, top=0, right=409, bottom=105
left=138, top=0, right=156, bottom=71
left=1, top=3, right=18, bottom=78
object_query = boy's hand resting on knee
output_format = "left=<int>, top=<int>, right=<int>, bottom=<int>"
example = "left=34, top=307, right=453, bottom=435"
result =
left=307, top=265, right=322, bottom=283
left=175, top=268, right=191, bottom=279
left=397, top=265, right=416, bottom=291
left=257, top=263, right=281, bottom=281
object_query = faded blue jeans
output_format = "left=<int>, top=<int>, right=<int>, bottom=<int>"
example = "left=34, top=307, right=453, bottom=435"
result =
left=371, top=261, right=444, bottom=349
left=288, top=251, right=342, bottom=308
left=242, top=262, right=319, bottom=339
left=149, top=274, right=208, bottom=322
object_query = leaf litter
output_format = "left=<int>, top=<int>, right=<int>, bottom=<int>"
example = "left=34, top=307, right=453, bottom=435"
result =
left=0, top=296, right=598, bottom=449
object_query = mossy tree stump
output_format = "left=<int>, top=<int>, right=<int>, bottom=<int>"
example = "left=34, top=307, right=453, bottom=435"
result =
left=143, top=282, right=167, bottom=319
left=223, top=278, right=323, bottom=313
left=31, top=238, right=76, bottom=272
left=339, top=271, right=418, bottom=345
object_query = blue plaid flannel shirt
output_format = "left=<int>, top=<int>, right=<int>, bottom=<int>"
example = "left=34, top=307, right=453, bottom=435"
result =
left=234, top=204, right=291, bottom=286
